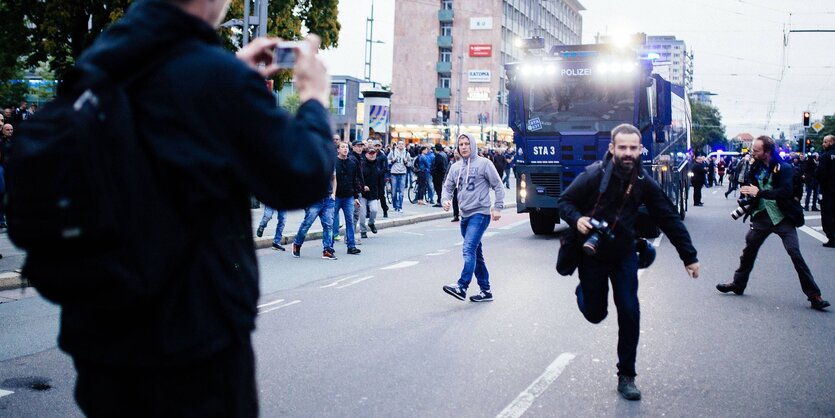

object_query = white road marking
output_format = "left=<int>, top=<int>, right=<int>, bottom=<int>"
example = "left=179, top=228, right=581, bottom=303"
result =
left=499, top=220, right=530, bottom=230
left=0, top=389, right=13, bottom=398
left=455, top=241, right=464, bottom=246
left=799, top=226, right=828, bottom=243
left=259, top=300, right=301, bottom=314
left=336, top=275, right=375, bottom=289
left=399, top=231, right=425, bottom=236
left=426, top=249, right=452, bottom=256
left=483, top=231, right=498, bottom=238
left=257, top=299, right=285, bottom=308
left=712, top=190, right=718, bottom=194
left=380, top=261, right=420, bottom=270
left=813, top=226, right=823, bottom=231
left=320, top=275, right=358, bottom=288
left=804, top=215, right=821, bottom=220
left=496, top=352, right=576, bottom=418
left=652, top=234, right=664, bottom=248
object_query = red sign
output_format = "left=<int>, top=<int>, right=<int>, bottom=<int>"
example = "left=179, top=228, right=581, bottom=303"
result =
left=469, top=44, right=492, bottom=57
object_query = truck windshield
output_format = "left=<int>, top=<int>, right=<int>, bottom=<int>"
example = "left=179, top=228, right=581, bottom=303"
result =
left=522, top=76, right=636, bottom=134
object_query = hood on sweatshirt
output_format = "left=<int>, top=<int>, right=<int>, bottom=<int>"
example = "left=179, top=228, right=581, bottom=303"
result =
left=454, top=132, right=480, bottom=190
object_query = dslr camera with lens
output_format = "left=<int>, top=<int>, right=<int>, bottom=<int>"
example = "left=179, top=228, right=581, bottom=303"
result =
left=582, top=218, right=616, bottom=255
left=730, top=195, right=757, bottom=221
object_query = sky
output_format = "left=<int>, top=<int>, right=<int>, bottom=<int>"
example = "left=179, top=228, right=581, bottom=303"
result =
left=318, top=0, right=835, bottom=139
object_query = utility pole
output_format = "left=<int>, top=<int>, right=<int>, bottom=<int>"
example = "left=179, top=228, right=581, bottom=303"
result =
left=455, top=50, right=463, bottom=139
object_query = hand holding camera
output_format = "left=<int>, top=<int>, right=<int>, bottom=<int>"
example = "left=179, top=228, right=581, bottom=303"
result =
left=582, top=218, right=615, bottom=256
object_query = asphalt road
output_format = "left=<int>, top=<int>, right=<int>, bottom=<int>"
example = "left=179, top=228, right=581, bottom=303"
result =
left=0, top=188, right=833, bottom=417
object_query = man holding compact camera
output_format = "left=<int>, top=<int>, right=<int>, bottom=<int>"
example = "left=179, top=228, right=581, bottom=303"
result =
left=717, top=136, right=830, bottom=311
left=558, top=123, right=699, bottom=401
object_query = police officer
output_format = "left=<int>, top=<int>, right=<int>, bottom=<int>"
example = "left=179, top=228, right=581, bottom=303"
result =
left=717, top=135, right=830, bottom=310
left=558, top=123, right=699, bottom=401
left=817, top=134, right=835, bottom=247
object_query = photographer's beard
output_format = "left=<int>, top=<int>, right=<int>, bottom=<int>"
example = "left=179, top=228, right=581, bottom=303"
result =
left=613, top=153, right=636, bottom=176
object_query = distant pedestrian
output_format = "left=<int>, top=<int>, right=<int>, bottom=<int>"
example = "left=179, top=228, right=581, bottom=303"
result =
left=292, top=171, right=337, bottom=259
left=691, top=155, right=707, bottom=206
left=334, top=141, right=362, bottom=255
left=817, top=135, right=835, bottom=247
left=256, top=206, right=287, bottom=251
left=431, top=143, right=449, bottom=207
left=358, top=147, right=382, bottom=239
left=441, top=133, right=505, bottom=302
left=388, top=141, right=410, bottom=212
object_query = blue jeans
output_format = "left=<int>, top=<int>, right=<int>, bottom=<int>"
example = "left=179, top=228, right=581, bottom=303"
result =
left=503, top=168, right=511, bottom=188
left=456, top=213, right=492, bottom=291
left=259, top=206, right=287, bottom=245
left=293, top=198, right=335, bottom=251
left=392, top=173, right=406, bottom=210
left=332, top=197, right=357, bottom=248
left=576, top=250, right=640, bottom=377
left=426, top=172, right=435, bottom=202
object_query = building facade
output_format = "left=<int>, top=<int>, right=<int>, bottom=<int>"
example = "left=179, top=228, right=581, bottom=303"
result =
left=638, top=35, right=693, bottom=90
left=690, top=90, right=716, bottom=106
left=390, top=0, right=584, bottom=145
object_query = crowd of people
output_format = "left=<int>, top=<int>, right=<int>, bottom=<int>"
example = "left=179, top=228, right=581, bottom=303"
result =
left=259, top=134, right=516, bottom=260
left=0, top=100, right=35, bottom=230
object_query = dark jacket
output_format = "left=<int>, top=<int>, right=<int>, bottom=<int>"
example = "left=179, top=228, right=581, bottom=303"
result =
left=60, top=0, right=334, bottom=366
left=361, top=156, right=382, bottom=199
left=431, top=150, right=449, bottom=177
left=691, top=161, right=707, bottom=185
left=558, top=159, right=698, bottom=265
left=817, top=147, right=835, bottom=194
left=745, top=158, right=804, bottom=227
left=336, top=156, right=362, bottom=199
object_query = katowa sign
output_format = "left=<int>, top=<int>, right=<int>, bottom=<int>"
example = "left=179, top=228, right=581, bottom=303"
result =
left=469, top=44, right=492, bottom=57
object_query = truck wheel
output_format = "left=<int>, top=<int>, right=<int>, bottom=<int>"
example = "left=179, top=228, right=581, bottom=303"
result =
left=529, top=211, right=556, bottom=235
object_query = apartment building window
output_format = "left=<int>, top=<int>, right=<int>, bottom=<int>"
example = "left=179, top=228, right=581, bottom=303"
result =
left=441, top=0, right=452, bottom=10
left=439, top=48, right=452, bottom=62
left=441, top=22, right=452, bottom=36
left=439, top=76, right=451, bottom=89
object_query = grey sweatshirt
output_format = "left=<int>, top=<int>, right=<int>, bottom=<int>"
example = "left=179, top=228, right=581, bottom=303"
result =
left=441, top=133, right=505, bottom=218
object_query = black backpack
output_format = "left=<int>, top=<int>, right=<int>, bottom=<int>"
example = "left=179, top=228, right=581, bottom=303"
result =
left=7, top=44, right=193, bottom=307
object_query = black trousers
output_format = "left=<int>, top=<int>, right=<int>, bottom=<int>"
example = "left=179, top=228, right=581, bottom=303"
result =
left=432, top=173, right=445, bottom=204
left=74, top=336, right=257, bottom=418
left=693, top=183, right=704, bottom=204
left=822, top=193, right=834, bottom=241
left=452, top=187, right=459, bottom=217
left=732, top=212, right=821, bottom=299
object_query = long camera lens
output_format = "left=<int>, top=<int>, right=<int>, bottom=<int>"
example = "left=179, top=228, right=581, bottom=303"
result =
left=583, top=232, right=601, bottom=255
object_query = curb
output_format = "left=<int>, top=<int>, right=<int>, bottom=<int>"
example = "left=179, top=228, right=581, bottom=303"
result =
left=0, top=272, right=25, bottom=292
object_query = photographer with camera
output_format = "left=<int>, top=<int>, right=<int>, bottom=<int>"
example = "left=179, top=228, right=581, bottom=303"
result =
left=558, top=124, right=699, bottom=401
left=718, top=136, right=830, bottom=310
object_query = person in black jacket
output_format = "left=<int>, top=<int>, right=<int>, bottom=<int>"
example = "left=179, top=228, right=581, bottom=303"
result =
left=334, top=141, right=363, bottom=254
left=817, top=135, right=835, bottom=247
left=431, top=143, right=449, bottom=206
left=55, top=1, right=335, bottom=416
left=558, top=123, right=699, bottom=401
left=690, top=155, right=707, bottom=205
left=717, top=136, right=830, bottom=311
left=359, top=148, right=382, bottom=238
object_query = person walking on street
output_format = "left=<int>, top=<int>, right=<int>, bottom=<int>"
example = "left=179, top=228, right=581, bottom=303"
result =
left=415, top=146, right=430, bottom=205
left=256, top=206, right=287, bottom=251
left=292, top=172, right=338, bottom=259
left=431, top=143, right=449, bottom=207
left=558, top=123, right=699, bottom=401
left=804, top=152, right=820, bottom=211
left=358, top=147, right=382, bottom=239
left=717, top=136, right=830, bottom=310
left=691, top=155, right=707, bottom=206
left=726, top=154, right=751, bottom=198
left=388, top=141, right=410, bottom=212
left=26, top=0, right=337, bottom=415
left=334, top=141, right=362, bottom=255
left=717, top=157, right=726, bottom=186
left=707, top=156, right=717, bottom=187
left=441, top=133, right=505, bottom=303
left=817, top=135, right=835, bottom=247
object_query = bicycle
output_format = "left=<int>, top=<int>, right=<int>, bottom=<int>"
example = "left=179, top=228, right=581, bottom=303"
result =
left=408, top=177, right=432, bottom=204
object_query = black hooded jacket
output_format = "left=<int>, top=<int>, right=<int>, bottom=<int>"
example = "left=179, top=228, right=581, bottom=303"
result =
left=59, top=0, right=334, bottom=366
left=558, top=158, right=698, bottom=265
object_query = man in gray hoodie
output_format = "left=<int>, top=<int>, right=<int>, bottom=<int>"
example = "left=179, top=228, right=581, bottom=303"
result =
left=441, top=133, right=505, bottom=302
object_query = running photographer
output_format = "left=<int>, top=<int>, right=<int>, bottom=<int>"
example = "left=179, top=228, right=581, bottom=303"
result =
left=557, top=124, right=699, bottom=401
left=717, top=136, right=830, bottom=310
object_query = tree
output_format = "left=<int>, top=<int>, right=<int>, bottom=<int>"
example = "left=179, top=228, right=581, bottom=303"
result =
left=281, top=92, right=302, bottom=113
left=805, top=113, right=835, bottom=152
left=690, top=99, right=727, bottom=154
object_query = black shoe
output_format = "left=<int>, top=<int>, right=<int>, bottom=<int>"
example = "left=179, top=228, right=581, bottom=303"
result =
left=469, top=290, right=493, bottom=302
left=716, top=282, right=744, bottom=295
left=292, top=243, right=301, bottom=258
left=369, top=223, right=377, bottom=234
left=811, top=207, right=820, bottom=211
left=322, top=249, right=337, bottom=260
left=804, top=206, right=810, bottom=211
left=451, top=217, right=460, bottom=222
left=617, top=376, right=641, bottom=401
left=272, top=243, right=286, bottom=251
left=347, top=247, right=361, bottom=255
left=811, top=296, right=831, bottom=311
left=432, top=204, right=442, bottom=207
left=256, top=225, right=265, bottom=237
left=822, top=241, right=835, bottom=248
left=361, top=232, right=368, bottom=239
left=724, top=191, right=730, bottom=198
left=442, top=284, right=466, bottom=301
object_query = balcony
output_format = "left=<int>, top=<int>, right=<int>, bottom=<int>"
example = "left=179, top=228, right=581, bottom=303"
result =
left=438, top=9, right=453, bottom=22
left=435, top=88, right=451, bottom=99
left=437, top=36, right=453, bottom=48
left=436, top=61, right=452, bottom=73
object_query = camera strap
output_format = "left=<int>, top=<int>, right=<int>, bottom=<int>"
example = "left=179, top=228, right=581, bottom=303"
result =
left=590, top=160, right=638, bottom=231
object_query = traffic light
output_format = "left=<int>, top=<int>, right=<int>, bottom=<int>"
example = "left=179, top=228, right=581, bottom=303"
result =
left=803, top=111, right=811, bottom=128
